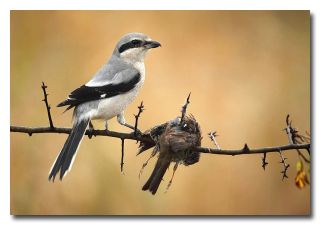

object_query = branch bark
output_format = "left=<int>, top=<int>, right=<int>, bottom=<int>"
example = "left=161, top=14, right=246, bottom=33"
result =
left=193, top=144, right=310, bottom=155
left=10, top=125, right=150, bottom=142
left=10, top=125, right=310, bottom=156
left=41, top=82, right=54, bottom=128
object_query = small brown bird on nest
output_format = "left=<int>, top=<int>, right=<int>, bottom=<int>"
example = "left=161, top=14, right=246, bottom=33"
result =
left=138, top=115, right=202, bottom=195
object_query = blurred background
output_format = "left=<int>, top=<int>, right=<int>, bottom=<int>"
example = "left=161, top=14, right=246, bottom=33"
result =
left=10, top=11, right=310, bottom=215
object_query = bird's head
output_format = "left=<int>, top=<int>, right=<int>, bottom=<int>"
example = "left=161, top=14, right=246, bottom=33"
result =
left=114, top=32, right=161, bottom=63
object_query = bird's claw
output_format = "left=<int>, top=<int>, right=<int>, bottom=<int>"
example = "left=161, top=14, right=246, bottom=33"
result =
left=132, top=128, right=142, bottom=137
left=88, top=121, right=95, bottom=139
left=88, top=127, right=94, bottom=139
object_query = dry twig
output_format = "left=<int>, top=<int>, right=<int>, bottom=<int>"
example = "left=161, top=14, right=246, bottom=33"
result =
left=41, top=82, right=54, bottom=128
left=180, top=92, right=191, bottom=124
left=120, top=138, right=125, bottom=173
left=261, top=152, right=268, bottom=170
left=134, top=101, right=144, bottom=136
left=208, top=131, right=221, bottom=150
left=278, top=149, right=290, bottom=180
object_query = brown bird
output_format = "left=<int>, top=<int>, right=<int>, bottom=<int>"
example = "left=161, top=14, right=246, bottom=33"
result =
left=139, top=115, right=202, bottom=195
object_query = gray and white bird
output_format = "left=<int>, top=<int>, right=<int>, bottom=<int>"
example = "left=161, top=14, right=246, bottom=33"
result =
left=48, top=32, right=161, bottom=181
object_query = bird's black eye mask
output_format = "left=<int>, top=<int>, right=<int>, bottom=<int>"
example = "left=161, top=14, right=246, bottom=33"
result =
left=119, top=39, right=144, bottom=53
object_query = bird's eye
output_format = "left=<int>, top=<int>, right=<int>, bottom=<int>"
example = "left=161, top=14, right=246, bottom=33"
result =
left=131, top=40, right=141, bottom=46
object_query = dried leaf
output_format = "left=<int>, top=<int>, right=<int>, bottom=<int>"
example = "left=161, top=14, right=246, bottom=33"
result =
left=295, top=170, right=309, bottom=189
left=296, top=160, right=303, bottom=171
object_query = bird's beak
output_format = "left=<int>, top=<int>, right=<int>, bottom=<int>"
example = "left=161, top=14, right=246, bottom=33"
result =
left=144, top=40, right=161, bottom=49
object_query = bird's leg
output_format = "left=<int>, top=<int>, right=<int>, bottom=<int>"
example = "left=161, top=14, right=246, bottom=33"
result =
left=105, top=121, right=109, bottom=131
left=88, top=121, right=94, bottom=139
left=117, top=112, right=141, bottom=134
left=139, top=150, right=158, bottom=179
left=89, top=121, right=94, bottom=130
left=165, top=162, right=179, bottom=193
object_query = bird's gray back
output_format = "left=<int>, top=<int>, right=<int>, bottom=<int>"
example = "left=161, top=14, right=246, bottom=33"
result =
left=86, top=55, right=135, bottom=87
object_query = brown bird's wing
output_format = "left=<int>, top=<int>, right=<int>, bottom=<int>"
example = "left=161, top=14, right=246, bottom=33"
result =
left=137, top=122, right=168, bottom=155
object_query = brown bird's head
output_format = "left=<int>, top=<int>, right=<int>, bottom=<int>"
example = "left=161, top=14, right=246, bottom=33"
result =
left=138, top=115, right=202, bottom=165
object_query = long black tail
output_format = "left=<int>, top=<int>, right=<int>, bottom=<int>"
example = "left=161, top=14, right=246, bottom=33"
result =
left=142, top=154, right=171, bottom=195
left=48, top=118, right=90, bottom=181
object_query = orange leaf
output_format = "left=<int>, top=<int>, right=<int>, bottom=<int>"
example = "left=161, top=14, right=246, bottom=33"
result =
left=295, top=171, right=309, bottom=189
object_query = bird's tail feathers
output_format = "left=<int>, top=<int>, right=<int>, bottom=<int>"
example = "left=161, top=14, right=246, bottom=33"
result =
left=142, top=154, right=171, bottom=195
left=48, top=118, right=90, bottom=181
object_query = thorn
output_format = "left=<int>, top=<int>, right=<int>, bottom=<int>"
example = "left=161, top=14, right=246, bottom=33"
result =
left=286, top=114, right=290, bottom=125
left=134, top=101, right=144, bottom=136
left=242, top=143, right=250, bottom=152
left=278, top=149, right=290, bottom=180
left=262, top=162, right=268, bottom=170
left=187, top=92, right=191, bottom=101
left=208, top=131, right=221, bottom=150
left=261, top=152, right=268, bottom=170
left=120, top=138, right=125, bottom=172
left=180, top=93, right=191, bottom=124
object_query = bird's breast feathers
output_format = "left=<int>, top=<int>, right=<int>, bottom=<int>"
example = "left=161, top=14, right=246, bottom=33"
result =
left=92, top=78, right=144, bottom=120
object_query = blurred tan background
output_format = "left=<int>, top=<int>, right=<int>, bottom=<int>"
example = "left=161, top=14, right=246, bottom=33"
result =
left=10, top=10, right=310, bottom=215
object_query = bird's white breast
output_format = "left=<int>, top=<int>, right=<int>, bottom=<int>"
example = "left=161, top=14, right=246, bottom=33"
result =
left=90, top=61, right=145, bottom=121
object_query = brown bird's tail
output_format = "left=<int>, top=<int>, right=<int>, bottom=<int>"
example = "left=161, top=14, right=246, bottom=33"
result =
left=142, top=154, right=172, bottom=195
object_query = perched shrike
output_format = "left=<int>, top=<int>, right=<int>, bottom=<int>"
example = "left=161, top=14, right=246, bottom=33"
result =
left=48, top=32, right=161, bottom=181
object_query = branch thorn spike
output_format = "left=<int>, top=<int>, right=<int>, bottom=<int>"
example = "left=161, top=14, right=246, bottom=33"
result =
left=242, top=143, right=250, bottom=152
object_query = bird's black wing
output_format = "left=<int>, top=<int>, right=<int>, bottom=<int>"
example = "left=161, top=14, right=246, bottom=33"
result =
left=57, top=71, right=141, bottom=110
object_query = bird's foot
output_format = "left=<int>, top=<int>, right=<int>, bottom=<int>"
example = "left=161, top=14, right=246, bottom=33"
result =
left=88, top=121, right=95, bottom=139
left=132, top=128, right=142, bottom=137
left=123, top=123, right=135, bottom=130
left=123, top=123, right=141, bottom=136
left=133, top=128, right=142, bottom=137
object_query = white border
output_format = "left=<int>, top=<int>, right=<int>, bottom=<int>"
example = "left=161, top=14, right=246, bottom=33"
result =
left=1, top=0, right=318, bottom=224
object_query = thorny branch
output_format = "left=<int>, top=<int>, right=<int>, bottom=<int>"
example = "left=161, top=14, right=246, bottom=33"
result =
left=10, top=83, right=311, bottom=183
left=10, top=126, right=309, bottom=155
left=134, top=101, right=144, bottom=136
left=10, top=125, right=151, bottom=141
left=208, top=131, right=221, bottom=150
left=180, top=92, right=191, bottom=125
left=278, top=149, right=290, bottom=180
left=285, top=114, right=310, bottom=164
left=41, top=82, right=54, bottom=128
left=193, top=144, right=310, bottom=155
left=261, top=152, right=268, bottom=170
left=120, top=138, right=125, bottom=173
left=119, top=102, right=144, bottom=173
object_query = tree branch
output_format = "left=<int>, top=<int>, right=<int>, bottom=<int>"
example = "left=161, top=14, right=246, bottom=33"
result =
left=278, top=149, right=290, bottom=180
left=41, top=82, right=54, bottom=128
left=193, top=144, right=310, bottom=155
left=261, top=152, right=268, bottom=170
left=134, top=101, right=144, bottom=136
left=10, top=125, right=150, bottom=142
left=10, top=125, right=309, bottom=156
left=208, top=131, right=221, bottom=150
left=120, top=138, right=125, bottom=172
left=180, top=92, right=191, bottom=125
